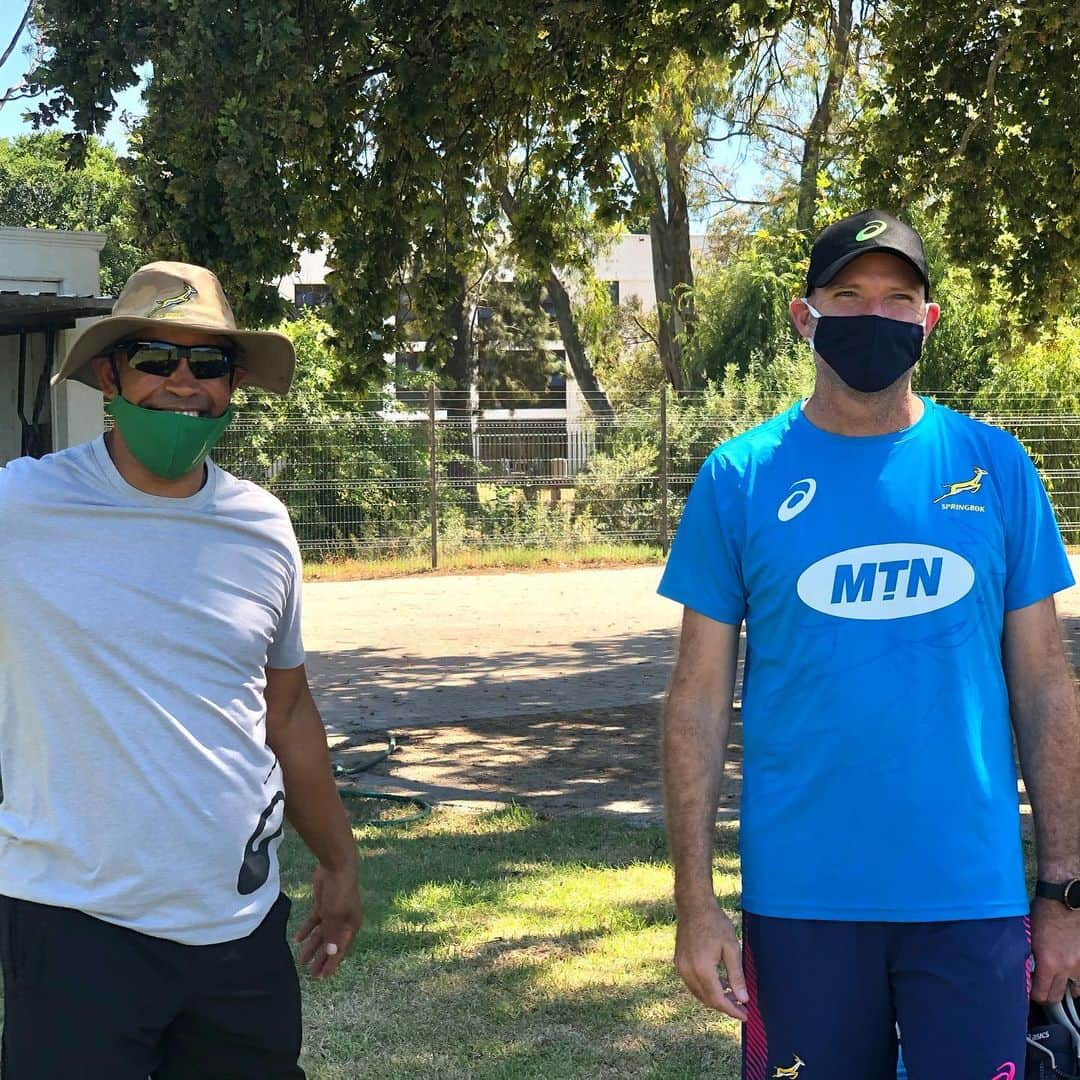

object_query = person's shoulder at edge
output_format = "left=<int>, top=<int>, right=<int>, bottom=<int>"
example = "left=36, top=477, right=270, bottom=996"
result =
left=701, top=400, right=802, bottom=476
left=927, top=397, right=1029, bottom=460
left=0, top=440, right=97, bottom=500
left=208, top=460, right=300, bottom=534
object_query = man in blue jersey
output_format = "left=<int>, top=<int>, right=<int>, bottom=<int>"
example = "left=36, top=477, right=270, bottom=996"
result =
left=659, top=210, right=1079, bottom=1079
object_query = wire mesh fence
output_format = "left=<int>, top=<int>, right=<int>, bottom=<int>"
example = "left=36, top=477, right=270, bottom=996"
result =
left=208, top=388, right=1080, bottom=562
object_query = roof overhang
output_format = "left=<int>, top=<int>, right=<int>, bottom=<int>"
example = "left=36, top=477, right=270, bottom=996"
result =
left=0, top=291, right=115, bottom=336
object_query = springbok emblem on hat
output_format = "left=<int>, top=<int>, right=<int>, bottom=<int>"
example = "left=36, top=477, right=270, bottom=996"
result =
left=152, top=283, right=198, bottom=315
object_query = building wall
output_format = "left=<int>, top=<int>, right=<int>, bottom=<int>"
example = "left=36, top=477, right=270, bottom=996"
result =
left=0, top=227, right=107, bottom=465
left=277, top=233, right=708, bottom=314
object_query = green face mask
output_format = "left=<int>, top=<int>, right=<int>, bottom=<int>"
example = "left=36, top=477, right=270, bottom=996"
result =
left=106, top=395, right=235, bottom=481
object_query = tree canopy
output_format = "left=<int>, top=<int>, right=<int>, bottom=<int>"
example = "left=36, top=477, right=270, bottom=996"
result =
left=27, top=0, right=796, bottom=387
left=862, top=0, right=1080, bottom=316
left=0, top=132, right=144, bottom=294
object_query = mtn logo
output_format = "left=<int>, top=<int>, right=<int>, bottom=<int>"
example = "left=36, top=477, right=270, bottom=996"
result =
left=797, top=543, right=975, bottom=620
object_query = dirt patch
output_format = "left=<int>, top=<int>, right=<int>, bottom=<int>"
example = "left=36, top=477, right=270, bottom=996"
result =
left=329, top=705, right=744, bottom=825
left=306, top=566, right=1078, bottom=823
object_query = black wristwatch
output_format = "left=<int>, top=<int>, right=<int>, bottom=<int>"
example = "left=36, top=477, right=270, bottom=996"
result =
left=1035, top=879, right=1080, bottom=910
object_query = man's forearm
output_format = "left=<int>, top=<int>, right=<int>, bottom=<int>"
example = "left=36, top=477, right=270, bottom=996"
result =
left=1014, top=671, right=1080, bottom=879
left=273, top=700, right=358, bottom=874
left=663, top=683, right=731, bottom=910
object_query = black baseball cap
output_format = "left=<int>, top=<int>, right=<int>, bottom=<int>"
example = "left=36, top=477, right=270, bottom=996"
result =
left=806, top=210, right=930, bottom=298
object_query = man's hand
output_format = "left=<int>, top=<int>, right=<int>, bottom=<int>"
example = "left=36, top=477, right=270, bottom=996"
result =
left=674, top=899, right=749, bottom=1021
left=295, top=863, right=363, bottom=980
left=1030, top=897, right=1080, bottom=1004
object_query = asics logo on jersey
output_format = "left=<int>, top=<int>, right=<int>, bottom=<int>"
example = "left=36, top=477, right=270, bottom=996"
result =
left=773, top=1056, right=806, bottom=1078
left=934, top=466, right=988, bottom=504
left=991, top=1064, right=1016, bottom=1080
left=778, top=478, right=817, bottom=521
left=797, top=543, right=975, bottom=620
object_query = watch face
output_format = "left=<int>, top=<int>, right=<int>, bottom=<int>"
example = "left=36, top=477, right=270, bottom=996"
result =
left=1066, top=880, right=1080, bottom=909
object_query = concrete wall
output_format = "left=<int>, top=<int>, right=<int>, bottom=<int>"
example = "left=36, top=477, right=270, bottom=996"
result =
left=0, top=227, right=108, bottom=465
left=591, top=232, right=707, bottom=310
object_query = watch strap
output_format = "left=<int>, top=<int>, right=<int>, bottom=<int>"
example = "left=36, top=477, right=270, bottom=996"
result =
left=1036, top=879, right=1080, bottom=908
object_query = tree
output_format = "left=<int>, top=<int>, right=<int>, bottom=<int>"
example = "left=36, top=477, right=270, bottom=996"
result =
left=608, top=1, right=867, bottom=392
left=621, top=52, right=722, bottom=392
left=699, top=1, right=877, bottom=234
left=861, top=0, right=1080, bottom=316
left=0, top=132, right=144, bottom=294
left=27, top=0, right=793, bottom=394
left=0, top=2, right=42, bottom=115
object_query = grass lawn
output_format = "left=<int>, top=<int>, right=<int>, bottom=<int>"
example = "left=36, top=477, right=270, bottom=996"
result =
left=287, top=805, right=743, bottom=1079
left=0, top=807, right=1044, bottom=1077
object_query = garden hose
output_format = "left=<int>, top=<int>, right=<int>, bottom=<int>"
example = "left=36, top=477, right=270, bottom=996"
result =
left=333, top=734, right=433, bottom=826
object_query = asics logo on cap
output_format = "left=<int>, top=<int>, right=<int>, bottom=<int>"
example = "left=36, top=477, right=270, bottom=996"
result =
left=855, top=220, right=887, bottom=241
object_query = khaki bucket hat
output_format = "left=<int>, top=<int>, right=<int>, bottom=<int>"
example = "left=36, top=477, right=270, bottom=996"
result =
left=54, top=261, right=296, bottom=395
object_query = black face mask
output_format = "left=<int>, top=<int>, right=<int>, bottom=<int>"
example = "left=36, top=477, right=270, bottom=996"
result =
left=802, top=300, right=926, bottom=394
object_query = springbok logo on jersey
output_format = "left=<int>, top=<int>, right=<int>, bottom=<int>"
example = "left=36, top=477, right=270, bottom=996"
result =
left=934, top=466, right=988, bottom=508
left=797, top=543, right=974, bottom=620
left=778, top=478, right=817, bottom=522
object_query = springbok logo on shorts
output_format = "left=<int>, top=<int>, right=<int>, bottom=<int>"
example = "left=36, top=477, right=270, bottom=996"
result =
left=773, top=1056, right=806, bottom=1078
left=777, top=478, right=817, bottom=522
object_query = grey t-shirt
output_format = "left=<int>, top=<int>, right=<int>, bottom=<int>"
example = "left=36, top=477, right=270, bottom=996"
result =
left=0, top=437, right=305, bottom=944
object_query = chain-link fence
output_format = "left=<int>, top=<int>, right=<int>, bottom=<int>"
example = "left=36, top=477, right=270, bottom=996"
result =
left=209, top=388, right=1080, bottom=562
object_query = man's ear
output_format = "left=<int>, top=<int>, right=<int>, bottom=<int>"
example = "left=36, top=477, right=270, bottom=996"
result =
left=789, top=296, right=815, bottom=340
left=923, top=302, right=942, bottom=338
left=91, top=355, right=119, bottom=397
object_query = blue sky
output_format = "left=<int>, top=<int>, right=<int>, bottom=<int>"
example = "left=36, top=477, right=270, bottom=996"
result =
left=0, top=6, right=142, bottom=149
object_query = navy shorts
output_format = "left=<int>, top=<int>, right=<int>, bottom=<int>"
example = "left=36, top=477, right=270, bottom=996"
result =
left=741, top=912, right=1031, bottom=1080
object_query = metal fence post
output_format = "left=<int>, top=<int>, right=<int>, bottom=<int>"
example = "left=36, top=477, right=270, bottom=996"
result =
left=659, top=384, right=670, bottom=554
left=428, top=384, right=438, bottom=569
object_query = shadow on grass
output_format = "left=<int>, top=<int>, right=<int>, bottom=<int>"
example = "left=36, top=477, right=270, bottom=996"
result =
left=283, top=808, right=744, bottom=1080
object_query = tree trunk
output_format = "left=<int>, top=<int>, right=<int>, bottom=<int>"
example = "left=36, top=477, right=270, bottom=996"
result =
left=544, top=268, right=614, bottom=419
left=796, top=0, right=853, bottom=234
left=500, top=187, right=613, bottom=417
left=627, top=151, right=690, bottom=393
left=440, top=279, right=479, bottom=495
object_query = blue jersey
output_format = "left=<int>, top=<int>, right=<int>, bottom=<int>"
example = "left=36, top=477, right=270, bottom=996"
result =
left=658, top=398, right=1075, bottom=921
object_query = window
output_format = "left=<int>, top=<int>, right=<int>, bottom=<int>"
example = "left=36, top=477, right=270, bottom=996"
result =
left=604, top=280, right=620, bottom=306
left=294, top=283, right=330, bottom=309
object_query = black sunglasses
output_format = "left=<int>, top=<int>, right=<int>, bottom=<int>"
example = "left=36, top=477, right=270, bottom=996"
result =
left=110, top=340, right=238, bottom=380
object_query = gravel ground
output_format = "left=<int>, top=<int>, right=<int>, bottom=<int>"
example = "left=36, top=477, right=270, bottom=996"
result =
left=304, top=559, right=1080, bottom=823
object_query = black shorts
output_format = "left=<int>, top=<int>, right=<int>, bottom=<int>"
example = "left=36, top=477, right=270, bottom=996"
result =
left=0, top=891, right=303, bottom=1079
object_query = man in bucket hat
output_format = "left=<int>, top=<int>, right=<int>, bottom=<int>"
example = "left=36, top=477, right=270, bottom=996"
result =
left=0, top=262, right=361, bottom=1078
left=659, top=211, right=1079, bottom=1078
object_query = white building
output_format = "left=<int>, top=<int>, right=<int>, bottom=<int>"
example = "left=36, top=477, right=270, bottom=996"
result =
left=590, top=232, right=708, bottom=310
left=276, top=233, right=707, bottom=313
left=0, top=227, right=112, bottom=466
